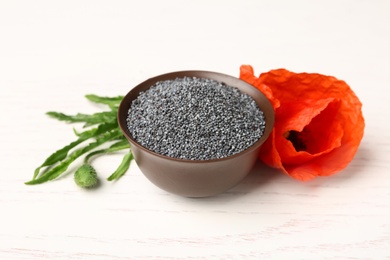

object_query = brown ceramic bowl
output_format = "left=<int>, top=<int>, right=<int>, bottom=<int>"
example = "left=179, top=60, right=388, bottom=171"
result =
left=118, top=71, right=274, bottom=197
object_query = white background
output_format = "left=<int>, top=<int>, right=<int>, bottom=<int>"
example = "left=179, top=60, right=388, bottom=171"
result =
left=1, top=0, right=389, bottom=259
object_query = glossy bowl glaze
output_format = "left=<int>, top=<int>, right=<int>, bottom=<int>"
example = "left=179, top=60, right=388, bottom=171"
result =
left=118, top=71, right=274, bottom=197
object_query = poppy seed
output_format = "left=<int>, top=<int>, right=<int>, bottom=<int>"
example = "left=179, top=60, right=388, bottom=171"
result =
left=126, top=77, right=266, bottom=160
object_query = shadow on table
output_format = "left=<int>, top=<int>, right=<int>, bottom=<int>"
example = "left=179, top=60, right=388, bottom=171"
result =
left=322, top=143, right=372, bottom=182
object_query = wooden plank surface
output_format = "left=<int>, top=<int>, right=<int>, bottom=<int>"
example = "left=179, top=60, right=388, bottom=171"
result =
left=1, top=1, right=389, bottom=259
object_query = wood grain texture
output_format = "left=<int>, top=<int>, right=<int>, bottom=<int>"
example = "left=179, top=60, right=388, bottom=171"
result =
left=1, top=1, right=389, bottom=259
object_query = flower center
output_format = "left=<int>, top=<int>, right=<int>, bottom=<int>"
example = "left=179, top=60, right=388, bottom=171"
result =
left=284, top=99, right=342, bottom=155
left=286, top=130, right=307, bottom=152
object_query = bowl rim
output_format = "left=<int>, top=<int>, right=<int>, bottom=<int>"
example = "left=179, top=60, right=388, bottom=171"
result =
left=118, top=70, right=275, bottom=164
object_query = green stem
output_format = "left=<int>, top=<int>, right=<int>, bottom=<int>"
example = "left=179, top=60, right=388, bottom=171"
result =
left=33, top=122, right=118, bottom=179
left=26, top=129, right=123, bottom=185
left=107, top=151, right=134, bottom=181
left=84, top=139, right=130, bottom=163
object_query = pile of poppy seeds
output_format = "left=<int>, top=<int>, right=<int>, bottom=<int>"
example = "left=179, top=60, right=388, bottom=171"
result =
left=126, top=77, right=266, bottom=160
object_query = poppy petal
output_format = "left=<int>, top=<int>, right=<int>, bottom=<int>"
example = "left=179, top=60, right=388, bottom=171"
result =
left=240, top=65, right=365, bottom=181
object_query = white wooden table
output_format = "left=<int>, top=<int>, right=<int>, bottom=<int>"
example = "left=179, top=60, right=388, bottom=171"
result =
left=1, top=1, right=389, bottom=259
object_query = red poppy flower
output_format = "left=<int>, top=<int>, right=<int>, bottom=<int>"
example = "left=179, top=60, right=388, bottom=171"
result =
left=240, top=65, right=365, bottom=181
